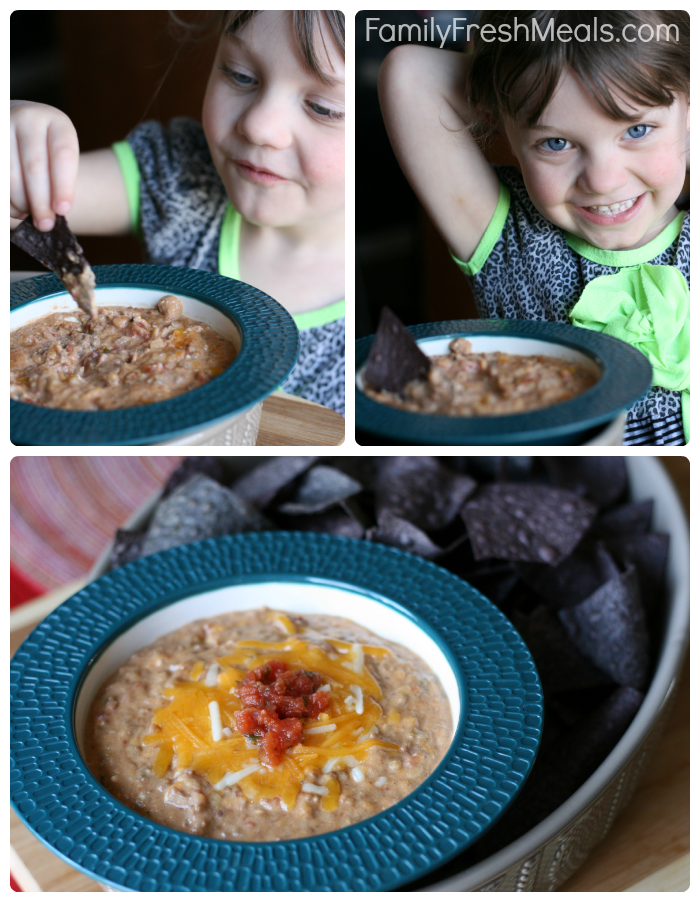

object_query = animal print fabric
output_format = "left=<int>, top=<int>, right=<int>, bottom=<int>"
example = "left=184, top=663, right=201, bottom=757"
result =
left=463, top=166, right=690, bottom=446
left=124, top=118, right=344, bottom=415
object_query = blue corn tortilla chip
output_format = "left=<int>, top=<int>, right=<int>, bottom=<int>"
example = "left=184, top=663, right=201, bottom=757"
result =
left=449, top=456, right=545, bottom=484
left=375, top=457, right=477, bottom=532
left=276, top=465, right=363, bottom=515
left=363, top=306, right=431, bottom=394
left=368, top=509, right=443, bottom=560
left=558, top=566, right=650, bottom=690
left=162, top=456, right=227, bottom=497
left=142, top=474, right=271, bottom=557
left=461, top=561, right=520, bottom=607
left=546, top=457, right=628, bottom=509
left=462, top=483, right=597, bottom=565
left=109, top=529, right=146, bottom=570
left=512, top=604, right=613, bottom=695
left=231, top=456, right=320, bottom=508
left=275, top=507, right=365, bottom=539
left=516, top=541, right=620, bottom=610
left=603, top=533, right=669, bottom=613
left=547, top=686, right=644, bottom=782
left=590, top=499, right=655, bottom=538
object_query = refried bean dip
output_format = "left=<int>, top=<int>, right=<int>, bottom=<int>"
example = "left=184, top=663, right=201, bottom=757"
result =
left=365, top=338, right=597, bottom=416
left=10, top=295, right=236, bottom=410
left=84, top=608, right=453, bottom=841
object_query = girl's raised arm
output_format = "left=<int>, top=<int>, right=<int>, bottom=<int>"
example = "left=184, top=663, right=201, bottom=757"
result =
left=378, top=44, right=499, bottom=264
left=11, top=100, right=131, bottom=236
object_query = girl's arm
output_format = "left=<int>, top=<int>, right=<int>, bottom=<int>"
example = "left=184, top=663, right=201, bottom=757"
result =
left=378, top=45, right=500, bottom=264
left=11, top=100, right=131, bottom=235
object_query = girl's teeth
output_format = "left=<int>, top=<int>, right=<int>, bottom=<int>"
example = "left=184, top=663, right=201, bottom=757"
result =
left=586, top=197, right=638, bottom=216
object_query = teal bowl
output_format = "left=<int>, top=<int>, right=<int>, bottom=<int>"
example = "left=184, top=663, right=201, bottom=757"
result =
left=10, top=533, right=543, bottom=892
left=10, top=265, right=299, bottom=446
left=356, top=319, right=652, bottom=446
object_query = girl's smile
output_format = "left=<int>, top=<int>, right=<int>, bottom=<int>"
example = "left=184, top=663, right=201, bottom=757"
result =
left=233, top=159, right=289, bottom=185
left=573, top=193, right=645, bottom=225
left=504, top=68, right=689, bottom=251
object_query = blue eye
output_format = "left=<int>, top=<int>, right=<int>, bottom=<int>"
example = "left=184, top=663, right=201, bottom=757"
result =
left=627, top=124, right=650, bottom=139
left=220, top=67, right=255, bottom=87
left=306, top=101, right=344, bottom=121
left=545, top=138, right=569, bottom=152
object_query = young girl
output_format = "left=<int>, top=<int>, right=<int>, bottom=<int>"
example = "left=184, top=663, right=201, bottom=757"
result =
left=379, top=10, right=689, bottom=444
left=10, top=10, right=345, bottom=414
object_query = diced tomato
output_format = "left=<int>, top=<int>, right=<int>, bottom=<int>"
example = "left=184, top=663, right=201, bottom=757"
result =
left=234, top=660, right=329, bottom=765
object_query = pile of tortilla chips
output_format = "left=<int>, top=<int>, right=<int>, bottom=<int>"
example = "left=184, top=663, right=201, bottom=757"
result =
left=111, top=455, right=667, bottom=881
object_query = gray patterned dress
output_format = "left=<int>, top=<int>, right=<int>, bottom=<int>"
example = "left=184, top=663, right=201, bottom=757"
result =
left=453, top=166, right=689, bottom=445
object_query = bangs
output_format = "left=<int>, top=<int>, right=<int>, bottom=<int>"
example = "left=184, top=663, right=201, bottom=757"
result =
left=225, top=11, right=345, bottom=84
left=469, top=11, right=689, bottom=131
left=508, top=46, right=682, bottom=126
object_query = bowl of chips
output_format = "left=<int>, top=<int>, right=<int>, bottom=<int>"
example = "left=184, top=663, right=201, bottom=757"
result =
left=355, top=312, right=652, bottom=445
left=10, top=265, right=299, bottom=446
left=77, top=454, right=687, bottom=890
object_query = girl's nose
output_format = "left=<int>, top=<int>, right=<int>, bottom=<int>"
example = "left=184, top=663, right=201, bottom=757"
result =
left=237, top=91, right=293, bottom=149
left=577, top=150, right=628, bottom=199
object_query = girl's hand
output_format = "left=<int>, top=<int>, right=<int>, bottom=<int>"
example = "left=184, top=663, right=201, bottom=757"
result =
left=11, top=100, right=79, bottom=231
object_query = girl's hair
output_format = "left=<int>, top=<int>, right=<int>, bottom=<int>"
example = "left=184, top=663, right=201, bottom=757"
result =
left=169, top=9, right=346, bottom=84
left=468, top=11, right=689, bottom=133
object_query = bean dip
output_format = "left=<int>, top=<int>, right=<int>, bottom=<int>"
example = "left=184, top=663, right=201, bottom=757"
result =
left=10, top=295, right=236, bottom=410
left=365, top=338, right=597, bottom=416
left=84, top=608, right=453, bottom=841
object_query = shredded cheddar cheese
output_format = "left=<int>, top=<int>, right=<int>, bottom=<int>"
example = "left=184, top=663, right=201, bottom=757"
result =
left=143, top=620, right=399, bottom=812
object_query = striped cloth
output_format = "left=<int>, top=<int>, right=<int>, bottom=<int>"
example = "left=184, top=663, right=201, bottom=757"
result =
left=10, top=457, right=184, bottom=599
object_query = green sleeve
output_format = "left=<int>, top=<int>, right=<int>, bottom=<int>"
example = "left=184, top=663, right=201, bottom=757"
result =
left=450, top=181, right=510, bottom=276
left=111, top=140, right=141, bottom=236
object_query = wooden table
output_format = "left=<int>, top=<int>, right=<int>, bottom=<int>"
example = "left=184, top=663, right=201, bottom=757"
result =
left=257, top=392, right=345, bottom=446
left=10, top=274, right=345, bottom=448
left=9, top=460, right=689, bottom=891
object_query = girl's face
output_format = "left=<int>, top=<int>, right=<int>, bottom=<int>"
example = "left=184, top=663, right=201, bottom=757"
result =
left=503, top=68, right=689, bottom=251
left=202, top=11, right=345, bottom=232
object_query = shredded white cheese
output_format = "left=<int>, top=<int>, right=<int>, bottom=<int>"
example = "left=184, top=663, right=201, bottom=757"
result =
left=214, top=763, right=262, bottom=790
left=322, top=757, right=341, bottom=773
left=204, top=663, right=220, bottom=687
left=351, top=684, right=364, bottom=715
left=351, top=767, right=365, bottom=783
left=304, top=724, right=337, bottom=735
left=319, top=684, right=331, bottom=693
left=222, top=727, right=232, bottom=738
left=351, top=643, right=364, bottom=674
left=208, top=700, right=223, bottom=741
left=301, top=783, right=330, bottom=796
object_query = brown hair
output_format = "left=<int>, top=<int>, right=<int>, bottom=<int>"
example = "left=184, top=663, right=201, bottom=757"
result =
left=468, top=11, right=689, bottom=134
left=170, top=11, right=344, bottom=84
